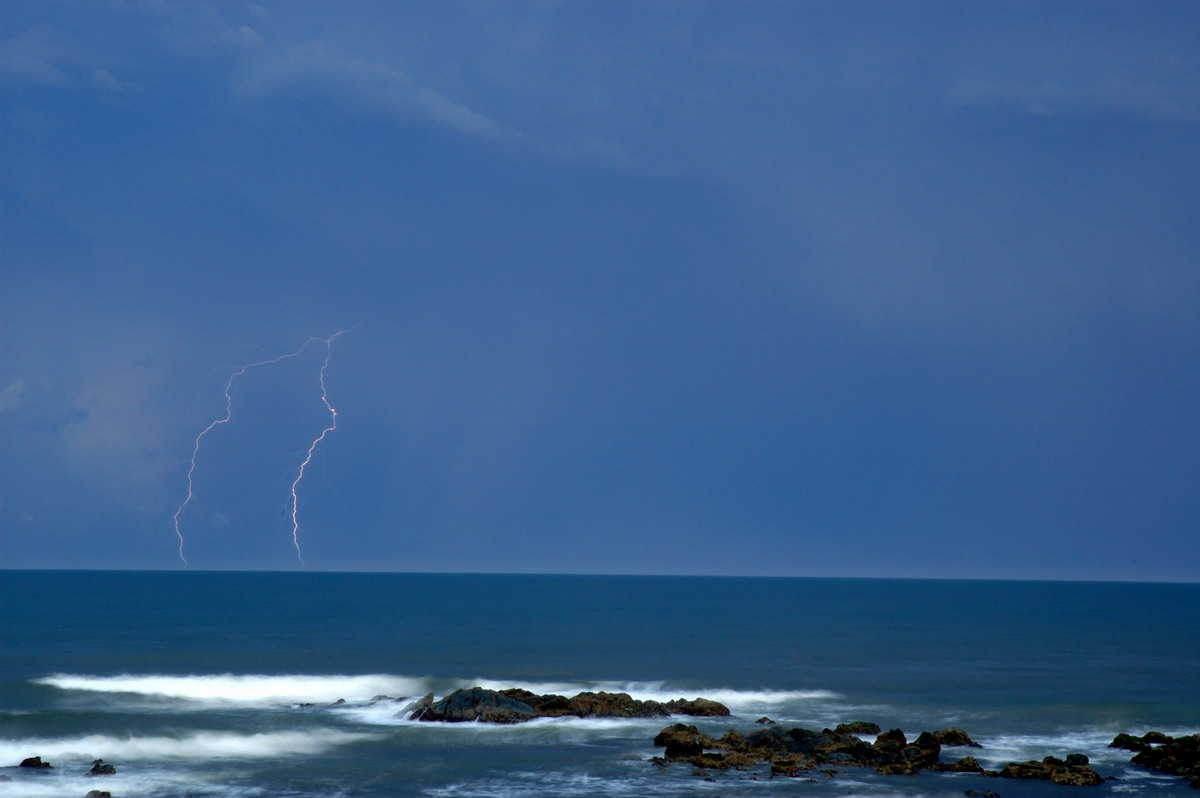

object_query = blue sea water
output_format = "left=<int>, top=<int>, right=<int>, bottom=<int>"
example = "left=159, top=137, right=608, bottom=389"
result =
left=1, top=572, right=1197, bottom=797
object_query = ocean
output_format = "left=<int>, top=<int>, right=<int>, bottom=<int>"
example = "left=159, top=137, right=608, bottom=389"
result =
left=1, top=572, right=1197, bottom=797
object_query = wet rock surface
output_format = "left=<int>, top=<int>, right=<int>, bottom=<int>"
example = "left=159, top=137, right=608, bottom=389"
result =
left=652, top=720, right=1107, bottom=787
left=1112, top=731, right=1200, bottom=789
left=409, top=687, right=537, bottom=723
left=409, top=686, right=730, bottom=723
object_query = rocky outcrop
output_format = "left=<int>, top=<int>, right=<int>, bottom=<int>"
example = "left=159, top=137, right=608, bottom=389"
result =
left=999, top=755, right=1103, bottom=786
left=932, top=726, right=981, bottom=747
left=834, top=720, right=880, bottom=736
left=409, top=687, right=537, bottom=723
left=1113, top=731, right=1200, bottom=789
left=409, top=687, right=730, bottom=723
left=653, top=721, right=1104, bottom=786
left=87, top=759, right=116, bottom=776
left=18, top=756, right=52, bottom=769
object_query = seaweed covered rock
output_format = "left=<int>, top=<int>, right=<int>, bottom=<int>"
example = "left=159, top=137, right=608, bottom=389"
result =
left=653, top=723, right=718, bottom=759
left=665, top=697, right=730, bottom=717
left=652, top=720, right=1108, bottom=788
left=835, top=721, right=880, bottom=736
left=932, top=727, right=982, bottom=748
left=999, top=755, right=1103, bottom=786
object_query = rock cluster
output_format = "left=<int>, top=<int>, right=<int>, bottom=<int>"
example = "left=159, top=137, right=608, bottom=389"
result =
left=409, top=686, right=729, bottom=723
left=1111, top=731, right=1200, bottom=788
left=997, top=754, right=1103, bottom=786
left=652, top=721, right=1107, bottom=786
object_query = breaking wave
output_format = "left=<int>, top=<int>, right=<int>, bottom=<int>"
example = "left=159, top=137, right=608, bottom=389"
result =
left=33, top=673, right=425, bottom=705
left=34, top=673, right=840, bottom=713
left=0, top=728, right=377, bottom=763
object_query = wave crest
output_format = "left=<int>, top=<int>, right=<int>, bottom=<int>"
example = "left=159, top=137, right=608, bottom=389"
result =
left=0, top=729, right=376, bottom=763
left=34, top=673, right=841, bottom=712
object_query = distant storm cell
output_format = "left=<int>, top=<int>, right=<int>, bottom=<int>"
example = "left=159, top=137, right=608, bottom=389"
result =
left=172, top=330, right=351, bottom=567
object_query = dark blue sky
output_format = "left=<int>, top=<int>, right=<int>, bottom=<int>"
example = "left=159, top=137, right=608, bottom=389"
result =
left=2, top=1, right=1198, bottom=579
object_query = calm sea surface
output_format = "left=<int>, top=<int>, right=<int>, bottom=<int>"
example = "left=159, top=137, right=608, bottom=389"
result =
left=1, top=572, right=1197, bottom=796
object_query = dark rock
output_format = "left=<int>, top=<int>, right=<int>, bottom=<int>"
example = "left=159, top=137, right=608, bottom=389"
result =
left=1000, top=759, right=1053, bottom=780
left=84, top=792, right=112, bottom=798
left=876, top=761, right=920, bottom=775
left=933, top=727, right=982, bottom=748
left=653, top=723, right=718, bottom=759
left=650, top=719, right=1109, bottom=788
left=1142, top=731, right=1173, bottom=745
left=755, top=716, right=775, bottom=725
left=873, top=728, right=907, bottom=756
left=570, top=691, right=664, bottom=718
left=410, top=687, right=536, bottom=723
left=493, top=688, right=730, bottom=720
left=1000, top=755, right=1102, bottom=786
left=403, top=692, right=434, bottom=715
left=500, top=688, right=573, bottom=716
left=87, top=759, right=116, bottom=776
left=743, top=725, right=797, bottom=754
left=566, top=691, right=657, bottom=718
left=19, top=756, right=52, bottom=769
left=1129, top=733, right=1200, bottom=788
left=1111, top=732, right=1150, bottom=752
left=718, top=729, right=746, bottom=749
left=1052, top=767, right=1104, bottom=787
left=930, top=755, right=983, bottom=773
left=836, top=721, right=880, bottom=735
left=665, top=697, right=730, bottom=717
left=899, top=731, right=941, bottom=768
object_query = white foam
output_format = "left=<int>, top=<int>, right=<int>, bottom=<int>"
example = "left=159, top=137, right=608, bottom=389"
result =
left=467, top=678, right=841, bottom=709
left=34, top=672, right=842, bottom=715
left=34, top=673, right=426, bottom=706
left=0, top=728, right=378, bottom=763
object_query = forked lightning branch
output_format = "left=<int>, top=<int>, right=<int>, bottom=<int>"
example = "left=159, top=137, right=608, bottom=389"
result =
left=172, top=331, right=351, bottom=567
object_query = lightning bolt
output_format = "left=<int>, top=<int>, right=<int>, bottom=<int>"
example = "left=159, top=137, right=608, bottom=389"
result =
left=287, top=329, right=347, bottom=564
left=173, top=331, right=351, bottom=567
